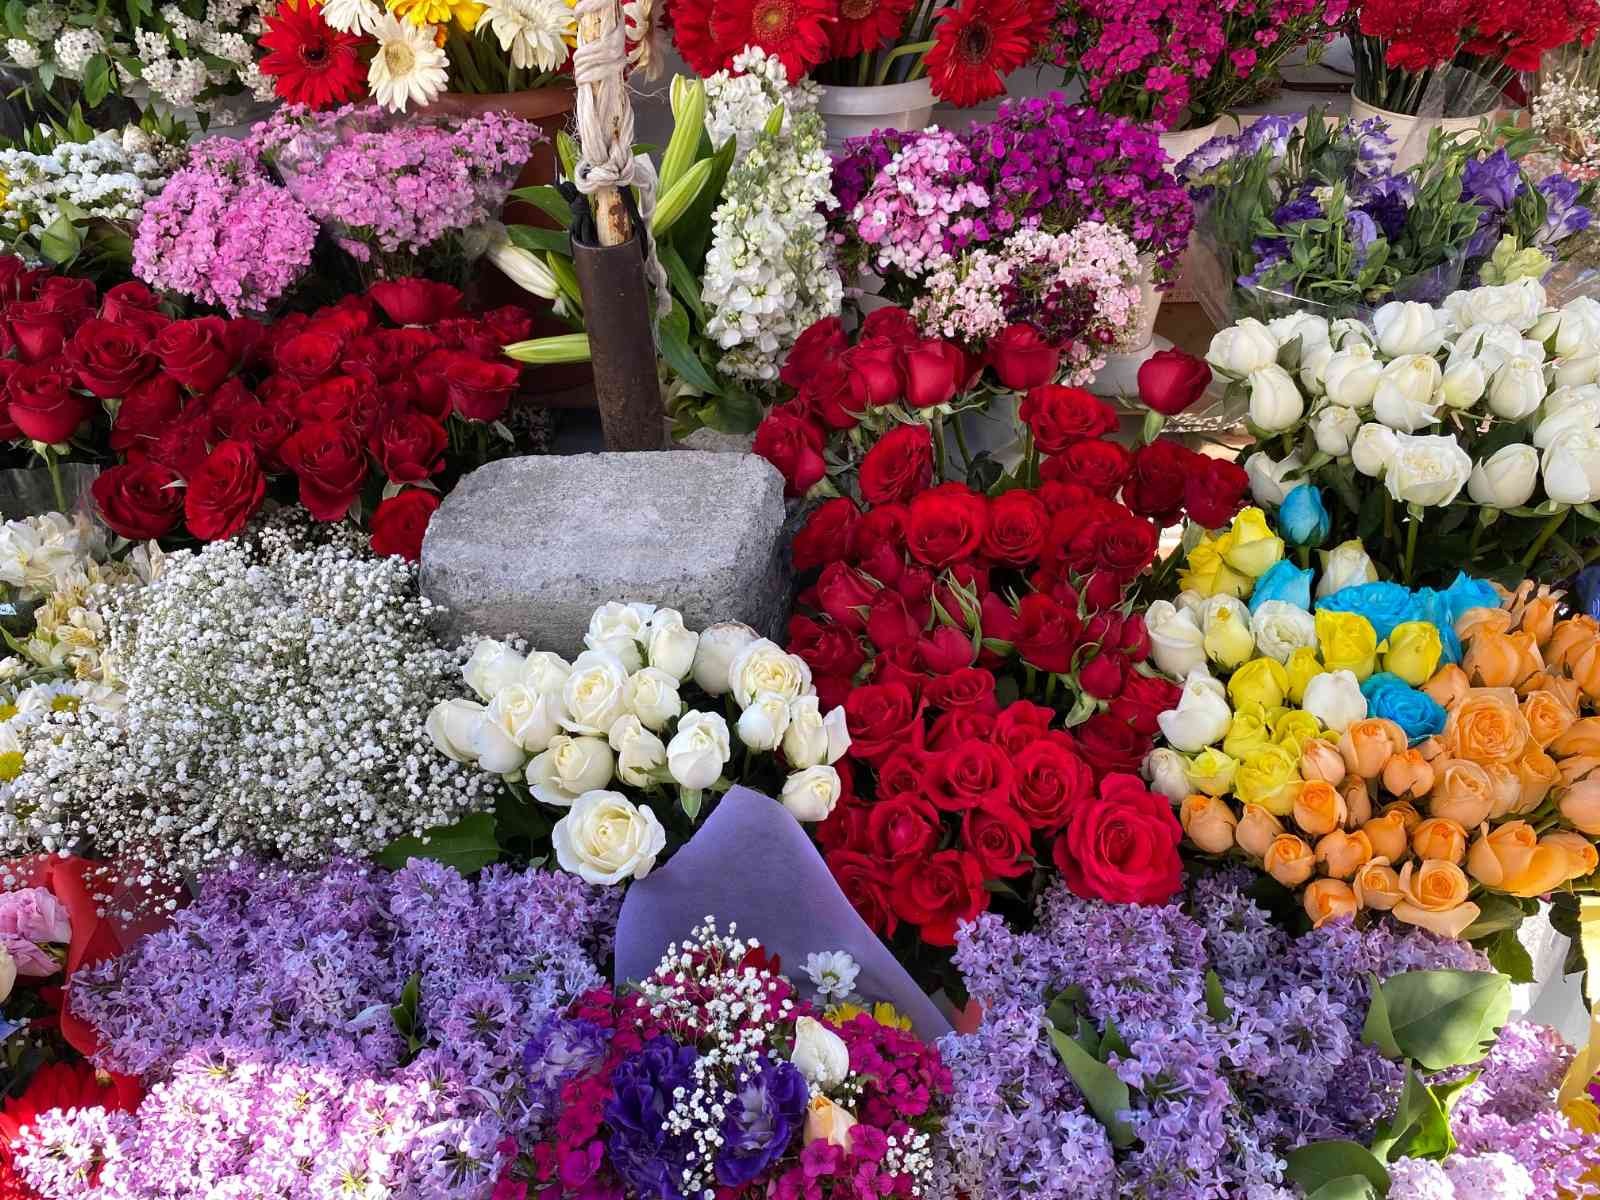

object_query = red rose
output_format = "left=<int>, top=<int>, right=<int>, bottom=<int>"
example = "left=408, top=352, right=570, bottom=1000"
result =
left=1078, top=651, right=1127, bottom=699
left=801, top=361, right=868, bottom=430
left=368, top=278, right=463, bottom=326
left=928, top=706, right=996, bottom=748
left=871, top=588, right=929, bottom=652
left=992, top=701, right=1055, bottom=755
left=91, top=462, right=184, bottom=540
left=780, top=316, right=847, bottom=389
left=980, top=489, right=1048, bottom=566
left=430, top=351, right=521, bottom=423
left=905, top=482, right=988, bottom=568
left=847, top=337, right=905, bottom=406
left=8, top=367, right=91, bottom=443
left=280, top=420, right=369, bottom=521
left=876, top=746, right=940, bottom=802
left=1017, top=385, right=1118, bottom=453
left=867, top=792, right=944, bottom=863
left=482, top=304, right=534, bottom=344
left=978, top=591, right=1023, bottom=649
left=373, top=410, right=447, bottom=483
left=36, top=275, right=96, bottom=313
left=1012, top=738, right=1093, bottom=831
left=842, top=681, right=920, bottom=765
left=1109, top=673, right=1182, bottom=736
left=791, top=497, right=859, bottom=572
left=1074, top=711, right=1151, bottom=774
left=6, top=300, right=71, bottom=363
left=274, top=329, right=345, bottom=382
left=859, top=423, right=933, bottom=505
left=181, top=440, right=265, bottom=541
left=1076, top=513, right=1159, bottom=582
left=1184, top=455, right=1251, bottom=529
left=892, top=850, right=988, bottom=946
left=829, top=849, right=899, bottom=937
left=1137, top=347, right=1213, bottom=416
left=0, top=255, right=45, bottom=303
left=1123, top=440, right=1198, bottom=524
left=67, top=319, right=156, bottom=399
left=99, top=280, right=164, bottom=322
left=848, top=503, right=904, bottom=558
left=816, top=788, right=869, bottom=854
left=371, top=489, right=441, bottom=560
left=155, top=317, right=239, bottom=393
left=1081, top=569, right=1127, bottom=611
left=1054, top=439, right=1132, bottom=497
left=143, top=416, right=216, bottom=477
left=753, top=408, right=826, bottom=498
left=1052, top=774, right=1183, bottom=905
left=860, top=306, right=920, bottom=348
left=916, top=625, right=975, bottom=675
left=924, top=667, right=996, bottom=712
left=787, top=614, right=866, bottom=679
left=962, top=804, right=1033, bottom=879
left=814, top=561, right=877, bottom=631
left=933, top=738, right=1014, bottom=811
left=1036, top=480, right=1096, bottom=514
left=988, top=322, right=1061, bottom=391
left=223, top=400, right=295, bottom=470
left=290, top=376, right=376, bottom=433
left=1014, top=592, right=1081, bottom=674
left=903, top=338, right=964, bottom=409
left=363, top=328, right=444, bottom=380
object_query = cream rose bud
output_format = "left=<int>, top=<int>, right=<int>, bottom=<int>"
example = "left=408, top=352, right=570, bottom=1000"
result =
left=728, top=638, right=812, bottom=708
left=608, top=715, right=669, bottom=787
left=529, top=734, right=616, bottom=806
left=427, top=697, right=487, bottom=763
left=1299, top=342, right=1335, bottom=395
left=1543, top=428, right=1600, bottom=504
left=782, top=765, right=843, bottom=821
left=1144, top=600, right=1206, bottom=678
left=1533, top=388, right=1600, bottom=449
left=791, top=1016, right=850, bottom=1088
left=553, top=790, right=668, bottom=885
left=1373, top=300, right=1449, bottom=356
left=1251, top=601, right=1317, bottom=663
left=0, top=944, right=14, bottom=1004
left=1302, top=669, right=1369, bottom=733
left=463, top=639, right=530, bottom=701
left=1555, top=352, right=1600, bottom=389
left=1246, top=364, right=1305, bottom=433
left=1486, top=356, right=1547, bottom=420
left=1468, top=444, right=1539, bottom=509
left=1144, top=748, right=1191, bottom=802
left=584, top=600, right=656, bottom=671
left=1316, top=540, right=1379, bottom=598
left=1244, top=451, right=1305, bottom=507
left=561, top=650, right=631, bottom=735
left=691, top=621, right=759, bottom=695
left=1439, top=359, right=1487, bottom=410
left=624, top=667, right=683, bottom=732
left=1384, top=433, right=1473, bottom=507
left=488, top=683, right=563, bottom=754
left=1372, top=354, right=1443, bottom=432
left=1323, top=343, right=1383, bottom=408
left=1448, top=322, right=1526, bottom=375
left=667, top=710, right=731, bottom=789
left=1444, top=278, right=1546, bottom=331
left=1349, top=422, right=1397, bottom=478
left=1156, top=668, right=1233, bottom=753
left=645, top=609, right=700, bottom=680
left=804, top=1096, right=858, bottom=1149
left=1268, top=311, right=1332, bottom=352
left=738, top=690, right=792, bottom=751
left=783, top=696, right=851, bottom=768
left=1310, top=403, right=1362, bottom=456
left=1207, top=318, right=1280, bottom=375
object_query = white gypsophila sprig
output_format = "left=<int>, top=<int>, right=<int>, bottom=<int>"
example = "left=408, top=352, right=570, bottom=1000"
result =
left=0, top=518, right=494, bottom=881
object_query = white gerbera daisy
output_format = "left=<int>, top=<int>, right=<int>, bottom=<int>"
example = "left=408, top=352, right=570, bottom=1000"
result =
left=479, top=0, right=573, bottom=72
left=368, top=13, right=449, bottom=112
left=321, top=0, right=383, bottom=33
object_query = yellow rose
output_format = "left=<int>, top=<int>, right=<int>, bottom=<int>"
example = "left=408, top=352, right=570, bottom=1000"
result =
left=1229, top=657, right=1289, bottom=710
left=1273, top=710, right=1324, bottom=758
left=804, top=1095, right=858, bottom=1149
left=1180, top=535, right=1252, bottom=598
left=1316, top=611, right=1379, bottom=681
left=1235, top=744, right=1301, bottom=815
left=1185, top=748, right=1239, bottom=797
left=1284, top=647, right=1325, bottom=705
left=1203, top=597, right=1256, bottom=669
left=1384, top=620, right=1443, bottom=687
left=1222, top=507, right=1286, bottom=579
left=1223, top=707, right=1275, bottom=761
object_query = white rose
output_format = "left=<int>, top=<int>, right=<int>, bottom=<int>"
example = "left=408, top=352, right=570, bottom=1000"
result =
left=737, top=690, right=792, bottom=751
left=1144, top=600, right=1206, bottom=678
left=427, top=697, right=487, bottom=763
left=463, top=639, right=530, bottom=701
left=1268, top=311, right=1332, bottom=353
left=1301, top=344, right=1335, bottom=395
left=1533, top=388, right=1600, bottom=449
left=728, top=638, right=812, bottom=708
left=553, top=790, right=667, bottom=885
left=1551, top=299, right=1600, bottom=356
left=1486, top=356, right=1547, bottom=420
left=1208, top=318, right=1280, bottom=375
left=1144, top=748, right=1191, bottom=802
left=1316, top=540, right=1380, bottom=598
left=1444, top=279, right=1546, bottom=331
left=1323, top=343, right=1383, bottom=408
left=523, top=651, right=573, bottom=697
left=529, top=735, right=616, bottom=806
left=608, top=714, right=669, bottom=787
left=487, top=682, right=563, bottom=754
left=1302, top=670, right=1369, bottom=732
left=1439, top=359, right=1487, bottom=410
left=791, top=1015, right=850, bottom=1088
left=1155, top=667, right=1233, bottom=753
left=584, top=601, right=656, bottom=671
left=1247, top=364, right=1305, bottom=433
left=625, top=667, right=683, bottom=732
left=645, top=608, right=700, bottom=680
left=1244, top=451, right=1305, bottom=507
left=691, top=621, right=759, bottom=695
left=667, top=710, right=731, bottom=789
left=1468, top=444, right=1540, bottom=509
left=1350, top=423, right=1398, bottom=478
left=1372, top=355, right=1443, bottom=432
left=1310, top=403, right=1362, bottom=456
left=1555, top=353, right=1600, bottom=389
left=561, top=650, right=631, bottom=735
left=1250, top=601, right=1318, bottom=663
left=1373, top=300, right=1449, bottom=356
left=0, top=944, right=14, bottom=1004
left=781, top=765, right=842, bottom=822
left=783, top=696, right=850, bottom=768
left=1448, top=322, right=1527, bottom=375
left=1542, top=428, right=1600, bottom=504
left=1384, top=433, right=1473, bottom=507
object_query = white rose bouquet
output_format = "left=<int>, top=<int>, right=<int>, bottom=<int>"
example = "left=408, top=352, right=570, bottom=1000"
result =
left=427, top=601, right=851, bottom=887
left=1209, top=279, right=1600, bottom=584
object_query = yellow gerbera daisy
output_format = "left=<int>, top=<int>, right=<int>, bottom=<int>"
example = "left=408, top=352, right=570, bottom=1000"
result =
left=825, top=1001, right=912, bottom=1031
left=387, top=0, right=485, bottom=31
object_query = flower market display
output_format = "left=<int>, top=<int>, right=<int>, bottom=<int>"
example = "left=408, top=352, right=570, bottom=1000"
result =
left=7, top=6, right=1600, bottom=1200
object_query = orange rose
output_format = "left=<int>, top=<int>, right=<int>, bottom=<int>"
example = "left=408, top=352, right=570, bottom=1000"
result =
left=1463, top=629, right=1543, bottom=689
left=1515, top=747, right=1561, bottom=814
left=1300, top=738, right=1347, bottom=787
left=1342, top=775, right=1373, bottom=826
left=1393, top=859, right=1480, bottom=938
left=1570, top=642, right=1600, bottom=703
left=1382, top=799, right=1423, bottom=829
left=1316, top=828, right=1373, bottom=879
left=1427, top=758, right=1495, bottom=828
left=1235, top=805, right=1285, bottom=859
left=1354, top=860, right=1403, bottom=910
left=1467, top=821, right=1570, bottom=897
left=1423, top=664, right=1470, bottom=709
left=1547, top=616, right=1600, bottom=670
left=1482, top=761, right=1523, bottom=819
left=1561, top=756, right=1600, bottom=788
left=1516, top=590, right=1562, bottom=646
left=1560, top=779, right=1600, bottom=835
left=1411, top=817, right=1468, bottom=864
left=1554, top=719, right=1600, bottom=759
left=1292, top=780, right=1347, bottom=838
left=1180, top=794, right=1238, bottom=854
left=1522, top=689, right=1578, bottom=747
left=1382, top=748, right=1435, bottom=800
left=1263, top=834, right=1316, bottom=887
left=1457, top=607, right=1513, bottom=641
left=1303, top=878, right=1359, bottom=928
left=1544, top=830, right=1599, bottom=882
left=1442, top=688, right=1530, bottom=766
left=1363, top=810, right=1411, bottom=863
left=1340, top=718, right=1408, bottom=778
left=1523, top=673, right=1584, bottom=713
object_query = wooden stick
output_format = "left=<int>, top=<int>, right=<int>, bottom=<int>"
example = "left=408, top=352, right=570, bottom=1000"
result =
left=575, top=0, right=633, bottom=248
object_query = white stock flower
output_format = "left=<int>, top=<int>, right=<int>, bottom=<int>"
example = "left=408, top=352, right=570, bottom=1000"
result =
left=1444, top=279, right=1546, bottom=331
left=1207, top=318, right=1280, bottom=375
left=1156, top=668, right=1232, bottom=753
left=1246, top=364, right=1305, bottom=432
left=553, top=790, right=667, bottom=885
left=1468, top=444, right=1540, bottom=509
left=666, top=710, right=731, bottom=789
left=1384, top=433, right=1473, bottom=507
left=1302, top=670, right=1368, bottom=732
left=1373, top=300, right=1449, bottom=356
left=1323, top=343, right=1383, bottom=408
left=691, top=622, right=759, bottom=695
left=1310, top=403, right=1362, bottom=456
left=609, top=715, right=668, bottom=787
left=782, top=696, right=849, bottom=768
left=736, top=690, right=791, bottom=751
left=1350, top=422, right=1398, bottom=478
left=1251, top=601, right=1317, bottom=663
left=1486, top=356, right=1547, bottom=420
left=791, top=1015, right=850, bottom=1087
left=529, top=735, right=616, bottom=806
left=645, top=608, right=700, bottom=680
left=625, top=667, right=683, bottom=732
left=1543, top=429, right=1600, bottom=503
left=781, top=765, right=842, bottom=821
left=1372, top=355, right=1443, bottom=431
left=561, top=650, right=631, bottom=735
left=1243, top=451, right=1304, bottom=507
left=1144, top=600, right=1206, bottom=678
left=728, top=638, right=811, bottom=708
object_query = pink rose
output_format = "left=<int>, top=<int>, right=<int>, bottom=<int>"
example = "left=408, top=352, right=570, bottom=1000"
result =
left=0, top=885, right=71, bottom=944
left=1, top=931, right=59, bottom=977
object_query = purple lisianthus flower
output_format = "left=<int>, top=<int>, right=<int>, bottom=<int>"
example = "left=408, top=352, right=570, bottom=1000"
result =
left=1239, top=237, right=1290, bottom=289
left=1240, top=115, right=1297, bottom=160
left=714, top=1056, right=810, bottom=1188
left=1347, top=211, right=1380, bottom=267
left=1349, top=117, right=1398, bottom=180
left=1273, top=192, right=1322, bottom=225
left=1537, top=174, right=1593, bottom=246
left=605, top=1037, right=700, bottom=1200
left=1354, top=175, right=1415, bottom=240
left=1463, top=149, right=1525, bottom=212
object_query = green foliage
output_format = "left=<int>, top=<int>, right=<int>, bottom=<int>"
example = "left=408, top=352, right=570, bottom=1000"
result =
left=376, top=812, right=501, bottom=875
left=1361, top=969, right=1511, bottom=1071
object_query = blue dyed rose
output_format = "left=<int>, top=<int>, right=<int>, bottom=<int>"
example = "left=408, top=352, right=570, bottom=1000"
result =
left=1316, top=582, right=1422, bottom=642
left=1410, top=589, right=1464, bottom=665
left=1361, top=672, right=1446, bottom=743
left=714, top=1056, right=810, bottom=1188
left=1439, top=572, right=1501, bottom=626
left=1580, top=565, right=1600, bottom=621
left=1251, top=560, right=1314, bottom=612
left=606, top=1037, right=701, bottom=1200
left=1280, top=485, right=1331, bottom=547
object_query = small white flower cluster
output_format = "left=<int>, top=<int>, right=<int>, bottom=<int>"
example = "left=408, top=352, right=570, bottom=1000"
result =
left=0, top=520, right=493, bottom=880
left=700, top=49, right=842, bottom=384
left=1534, top=67, right=1600, bottom=171
left=0, top=128, right=181, bottom=255
left=49, top=28, right=105, bottom=78
left=429, top=603, right=850, bottom=887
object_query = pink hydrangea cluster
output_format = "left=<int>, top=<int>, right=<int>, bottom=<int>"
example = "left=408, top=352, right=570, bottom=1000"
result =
left=853, top=130, right=991, bottom=278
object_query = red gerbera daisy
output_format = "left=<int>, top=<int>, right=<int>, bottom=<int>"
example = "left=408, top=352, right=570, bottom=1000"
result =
left=666, top=0, right=733, bottom=75
left=259, top=0, right=369, bottom=110
left=831, top=0, right=915, bottom=58
left=708, top=0, right=836, bottom=83
left=925, top=0, right=1041, bottom=108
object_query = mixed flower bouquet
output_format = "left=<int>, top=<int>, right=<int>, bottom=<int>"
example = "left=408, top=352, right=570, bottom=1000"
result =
left=1209, top=279, right=1600, bottom=583
left=1037, top=0, right=1348, bottom=131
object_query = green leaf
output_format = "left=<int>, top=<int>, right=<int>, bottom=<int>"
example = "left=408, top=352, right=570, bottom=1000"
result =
left=376, top=812, right=500, bottom=874
left=659, top=241, right=706, bottom=328
left=1365, top=969, right=1511, bottom=1070
left=1204, top=970, right=1231, bottom=1023
left=36, top=212, right=82, bottom=265
left=3, top=1, right=27, bottom=38
left=390, top=972, right=424, bottom=1057
left=1285, top=1141, right=1390, bottom=1196
left=80, top=53, right=112, bottom=108
left=1371, top=1068, right=1452, bottom=1162
left=680, top=788, right=703, bottom=821
left=1483, top=928, right=1534, bottom=984
left=659, top=302, right=722, bottom=396
left=509, top=185, right=574, bottom=226
left=1460, top=892, right=1533, bottom=939
left=1306, top=1178, right=1380, bottom=1200
left=1362, top=971, right=1400, bottom=1060
left=556, top=130, right=580, bottom=181
left=1047, top=1026, right=1137, bottom=1148
left=507, top=225, right=571, bottom=256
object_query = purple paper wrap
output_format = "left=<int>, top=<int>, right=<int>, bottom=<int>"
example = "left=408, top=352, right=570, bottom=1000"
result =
left=614, top=786, right=953, bottom=1041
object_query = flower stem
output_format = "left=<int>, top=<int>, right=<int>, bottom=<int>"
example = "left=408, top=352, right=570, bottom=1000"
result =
left=1402, top=511, right=1419, bottom=586
left=43, top=448, right=65, bottom=514
left=1520, top=512, right=1568, bottom=573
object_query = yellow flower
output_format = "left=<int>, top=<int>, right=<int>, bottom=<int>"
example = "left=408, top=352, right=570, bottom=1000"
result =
left=1185, top=748, right=1239, bottom=796
left=1203, top=598, right=1256, bottom=669
left=1235, top=744, right=1301, bottom=815
left=1221, top=507, right=1285, bottom=579
left=388, top=0, right=485, bottom=30
left=1284, top=647, right=1324, bottom=705
left=826, top=1001, right=911, bottom=1031
left=1228, top=657, right=1289, bottom=710
left=0, top=750, right=20, bottom=781
left=1180, top=535, right=1252, bottom=598
left=1315, top=610, right=1379, bottom=681
left=1383, top=620, right=1443, bottom=687
left=1223, top=705, right=1274, bottom=761
left=1273, top=710, right=1324, bottom=757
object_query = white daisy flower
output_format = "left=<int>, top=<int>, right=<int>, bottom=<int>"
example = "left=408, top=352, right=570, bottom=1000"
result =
left=321, top=0, right=384, bottom=33
left=368, top=13, right=450, bottom=112
left=479, top=0, right=573, bottom=72
left=804, top=950, right=860, bottom=1001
